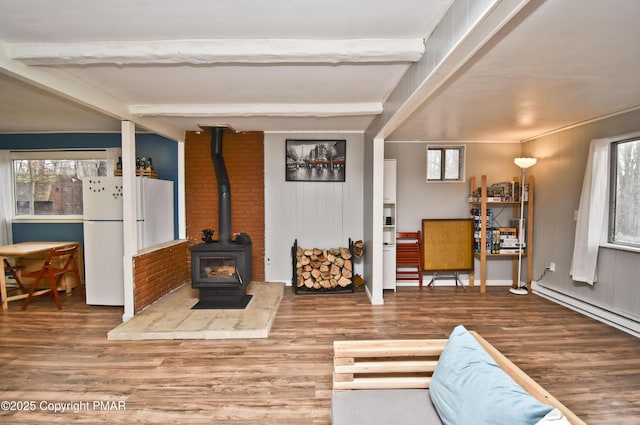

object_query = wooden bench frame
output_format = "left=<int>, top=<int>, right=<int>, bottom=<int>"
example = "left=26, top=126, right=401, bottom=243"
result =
left=333, top=331, right=586, bottom=425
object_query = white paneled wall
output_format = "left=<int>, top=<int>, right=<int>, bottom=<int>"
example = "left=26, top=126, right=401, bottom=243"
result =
left=264, top=132, right=364, bottom=283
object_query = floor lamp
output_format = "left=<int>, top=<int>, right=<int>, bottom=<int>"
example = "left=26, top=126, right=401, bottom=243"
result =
left=510, top=157, right=537, bottom=295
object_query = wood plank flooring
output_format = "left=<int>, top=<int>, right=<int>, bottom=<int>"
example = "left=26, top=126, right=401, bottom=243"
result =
left=1, top=286, right=639, bottom=424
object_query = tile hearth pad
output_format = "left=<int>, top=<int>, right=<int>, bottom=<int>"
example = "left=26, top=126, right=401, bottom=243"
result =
left=107, top=282, right=284, bottom=340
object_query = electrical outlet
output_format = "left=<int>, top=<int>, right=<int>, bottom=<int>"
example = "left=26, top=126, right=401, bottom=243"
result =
left=549, top=262, right=556, bottom=272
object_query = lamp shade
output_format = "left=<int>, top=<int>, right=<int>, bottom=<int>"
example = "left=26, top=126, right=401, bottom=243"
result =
left=514, top=157, right=537, bottom=169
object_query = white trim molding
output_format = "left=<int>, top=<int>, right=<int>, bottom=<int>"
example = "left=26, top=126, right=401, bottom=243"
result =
left=533, top=281, right=640, bottom=338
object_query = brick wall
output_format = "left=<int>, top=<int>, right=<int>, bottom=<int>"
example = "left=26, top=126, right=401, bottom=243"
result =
left=185, top=128, right=265, bottom=281
left=133, top=241, right=190, bottom=313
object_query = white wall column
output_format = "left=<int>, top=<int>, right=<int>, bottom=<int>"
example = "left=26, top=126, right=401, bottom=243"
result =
left=121, top=121, right=137, bottom=321
left=177, top=140, right=186, bottom=240
left=370, top=136, right=385, bottom=305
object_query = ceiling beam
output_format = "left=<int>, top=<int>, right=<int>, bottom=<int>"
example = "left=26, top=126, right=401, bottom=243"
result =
left=372, top=0, right=533, bottom=141
left=9, top=39, right=425, bottom=65
left=0, top=41, right=185, bottom=141
left=130, top=103, right=383, bottom=118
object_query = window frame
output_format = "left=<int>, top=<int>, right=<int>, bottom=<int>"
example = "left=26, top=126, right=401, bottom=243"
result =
left=426, top=144, right=466, bottom=183
left=10, top=149, right=110, bottom=222
left=608, top=137, right=640, bottom=248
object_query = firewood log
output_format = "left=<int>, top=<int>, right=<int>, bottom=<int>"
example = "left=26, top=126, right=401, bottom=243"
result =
left=338, top=276, right=351, bottom=287
left=343, top=259, right=352, bottom=271
left=354, top=240, right=364, bottom=258
left=339, top=247, right=352, bottom=259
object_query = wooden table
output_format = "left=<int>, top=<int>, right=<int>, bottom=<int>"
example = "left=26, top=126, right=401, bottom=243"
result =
left=0, top=241, right=77, bottom=310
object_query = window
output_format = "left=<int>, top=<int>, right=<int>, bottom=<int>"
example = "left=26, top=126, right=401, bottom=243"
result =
left=426, top=145, right=465, bottom=182
left=609, top=138, right=640, bottom=247
left=11, top=151, right=108, bottom=217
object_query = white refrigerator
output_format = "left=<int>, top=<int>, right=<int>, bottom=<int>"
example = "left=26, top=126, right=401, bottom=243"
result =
left=82, top=176, right=174, bottom=306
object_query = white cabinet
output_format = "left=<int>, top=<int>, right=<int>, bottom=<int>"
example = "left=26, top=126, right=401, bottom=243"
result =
left=383, top=245, right=396, bottom=290
left=383, top=159, right=397, bottom=291
left=383, top=159, right=397, bottom=245
left=383, top=159, right=397, bottom=203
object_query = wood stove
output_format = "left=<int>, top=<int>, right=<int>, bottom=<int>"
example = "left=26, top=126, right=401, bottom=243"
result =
left=190, top=127, right=253, bottom=309
left=190, top=237, right=252, bottom=309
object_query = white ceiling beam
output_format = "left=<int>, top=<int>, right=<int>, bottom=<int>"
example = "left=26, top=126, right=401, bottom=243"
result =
left=0, top=41, right=185, bottom=141
left=373, top=0, right=532, bottom=140
left=9, top=39, right=425, bottom=65
left=130, top=103, right=383, bottom=118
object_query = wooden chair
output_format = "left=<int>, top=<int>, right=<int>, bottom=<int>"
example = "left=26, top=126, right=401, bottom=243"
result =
left=396, top=231, right=423, bottom=288
left=21, top=243, right=84, bottom=310
left=3, top=258, right=28, bottom=294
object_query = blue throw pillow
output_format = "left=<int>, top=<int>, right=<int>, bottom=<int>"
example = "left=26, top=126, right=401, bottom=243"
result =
left=429, top=325, right=554, bottom=425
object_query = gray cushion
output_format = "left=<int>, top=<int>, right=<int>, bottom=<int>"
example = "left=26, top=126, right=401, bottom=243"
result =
left=331, top=389, right=442, bottom=425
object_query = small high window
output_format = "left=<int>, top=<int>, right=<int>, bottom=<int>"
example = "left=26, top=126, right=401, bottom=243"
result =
left=426, top=145, right=465, bottom=182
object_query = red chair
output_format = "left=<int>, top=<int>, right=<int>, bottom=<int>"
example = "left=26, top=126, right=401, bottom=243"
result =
left=396, top=231, right=423, bottom=288
left=21, top=243, right=84, bottom=310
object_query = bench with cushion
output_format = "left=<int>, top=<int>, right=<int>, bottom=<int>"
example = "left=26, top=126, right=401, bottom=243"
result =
left=332, top=325, right=586, bottom=425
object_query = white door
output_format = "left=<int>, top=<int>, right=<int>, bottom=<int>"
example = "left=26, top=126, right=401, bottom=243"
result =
left=82, top=177, right=124, bottom=220
left=84, top=221, right=124, bottom=306
left=139, top=178, right=174, bottom=248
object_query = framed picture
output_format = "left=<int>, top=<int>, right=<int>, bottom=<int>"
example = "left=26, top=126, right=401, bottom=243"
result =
left=285, top=139, right=346, bottom=182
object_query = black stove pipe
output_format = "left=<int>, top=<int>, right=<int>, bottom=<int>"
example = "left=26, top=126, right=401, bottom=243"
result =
left=210, top=127, right=232, bottom=244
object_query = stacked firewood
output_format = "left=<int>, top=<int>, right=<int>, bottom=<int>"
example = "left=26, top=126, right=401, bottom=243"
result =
left=295, top=247, right=353, bottom=289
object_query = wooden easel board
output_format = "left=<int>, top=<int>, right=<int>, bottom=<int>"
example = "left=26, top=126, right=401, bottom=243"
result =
left=422, top=218, right=473, bottom=271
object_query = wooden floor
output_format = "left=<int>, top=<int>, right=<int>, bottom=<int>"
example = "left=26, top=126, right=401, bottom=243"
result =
left=1, top=285, right=639, bottom=424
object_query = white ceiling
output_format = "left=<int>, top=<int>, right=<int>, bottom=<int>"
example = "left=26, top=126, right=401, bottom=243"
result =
left=1, top=0, right=639, bottom=143
left=388, top=0, right=640, bottom=142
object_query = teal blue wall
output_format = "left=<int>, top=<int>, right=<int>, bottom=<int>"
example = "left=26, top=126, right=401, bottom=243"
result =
left=12, top=223, right=83, bottom=244
left=0, top=132, right=179, bottom=242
